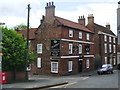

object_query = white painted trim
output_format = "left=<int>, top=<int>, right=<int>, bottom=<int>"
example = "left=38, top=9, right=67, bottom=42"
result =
left=61, top=56, right=79, bottom=58
left=61, top=55, right=94, bottom=58
left=61, top=39, right=94, bottom=44
left=98, top=31, right=117, bottom=38
left=84, top=55, right=95, bottom=58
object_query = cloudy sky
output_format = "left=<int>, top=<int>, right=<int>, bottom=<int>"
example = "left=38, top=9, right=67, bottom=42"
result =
left=0, top=0, right=119, bottom=35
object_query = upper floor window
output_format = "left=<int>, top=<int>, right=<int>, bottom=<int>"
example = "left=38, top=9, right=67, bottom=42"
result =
left=109, top=44, right=112, bottom=53
left=37, top=44, right=42, bottom=54
left=79, top=44, right=82, bottom=54
left=69, top=43, right=73, bottom=54
left=79, top=32, right=82, bottom=39
left=113, top=45, right=116, bottom=53
left=113, top=38, right=116, bottom=43
left=69, top=29, right=73, bottom=37
left=109, top=36, right=111, bottom=42
left=104, top=43, right=107, bottom=53
left=86, top=33, right=90, bottom=40
left=104, top=35, right=107, bottom=41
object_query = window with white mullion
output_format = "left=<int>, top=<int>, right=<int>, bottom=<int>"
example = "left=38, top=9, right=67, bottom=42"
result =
left=51, top=62, right=58, bottom=73
left=86, top=59, right=90, bottom=69
left=69, top=29, right=73, bottom=37
left=79, top=31, right=82, bottom=39
left=79, top=44, right=82, bottom=54
left=104, top=35, right=107, bottom=41
left=37, top=57, right=42, bottom=68
left=69, top=43, right=73, bottom=54
left=113, top=45, right=116, bottom=53
left=109, top=44, right=112, bottom=53
left=86, top=33, right=90, bottom=40
left=104, top=43, right=107, bottom=53
left=37, top=44, right=42, bottom=54
left=68, top=61, right=72, bottom=72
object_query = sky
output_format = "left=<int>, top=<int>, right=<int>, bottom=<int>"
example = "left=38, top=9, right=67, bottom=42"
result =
left=0, top=0, right=119, bottom=35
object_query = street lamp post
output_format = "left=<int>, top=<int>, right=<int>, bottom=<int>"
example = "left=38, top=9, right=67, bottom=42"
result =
left=25, top=4, right=31, bottom=80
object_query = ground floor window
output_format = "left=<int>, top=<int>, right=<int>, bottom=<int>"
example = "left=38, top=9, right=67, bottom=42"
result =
left=110, top=58, right=112, bottom=65
left=113, top=57, right=116, bottom=65
left=86, top=59, right=90, bottom=69
left=105, top=57, right=107, bottom=64
left=51, top=62, right=58, bottom=73
left=37, top=57, right=41, bottom=68
left=68, top=61, right=73, bottom=72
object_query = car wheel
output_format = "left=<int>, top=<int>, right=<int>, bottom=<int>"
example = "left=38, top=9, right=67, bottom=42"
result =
left=97, top=72, right=101, bottom=75
left=111, top=71, right=113, bottom=74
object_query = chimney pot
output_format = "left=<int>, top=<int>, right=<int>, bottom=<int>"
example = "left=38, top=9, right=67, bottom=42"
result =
left=52, top=2, right=54, bottom=5
left=78, top=15, right=85, bottom=26
left=106, top=23, right=110, bottom=30
left=88, top=14, right=94, bottom=23
left=49, top=2, right=51, bottom=6
left=47, top=3, right=48, bottom=6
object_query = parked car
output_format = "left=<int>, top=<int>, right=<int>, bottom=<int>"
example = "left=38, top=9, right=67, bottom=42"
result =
left=118, top=64, right=120, bottom=70
left=97, top=64, right=113, bottom=75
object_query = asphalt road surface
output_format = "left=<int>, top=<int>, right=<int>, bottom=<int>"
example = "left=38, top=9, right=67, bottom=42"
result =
left=49, top=70, right=119, bottom=89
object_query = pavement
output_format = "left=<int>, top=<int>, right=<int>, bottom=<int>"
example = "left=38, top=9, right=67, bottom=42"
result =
left=2, top=70, right=98, bottom=90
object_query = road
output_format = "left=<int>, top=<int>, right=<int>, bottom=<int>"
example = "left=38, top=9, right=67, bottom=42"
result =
left=49, top=70, right=119, bottom=89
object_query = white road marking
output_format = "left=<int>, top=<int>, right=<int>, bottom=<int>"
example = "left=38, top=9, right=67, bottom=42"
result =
left=50, top=82, right=77, bottom=88
left=81, top=77, right=89, bottom=80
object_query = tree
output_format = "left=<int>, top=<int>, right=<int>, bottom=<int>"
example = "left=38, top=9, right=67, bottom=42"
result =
left=1, top=27, right=35, bottom=80
left=14, top=23, right=28, bottom=30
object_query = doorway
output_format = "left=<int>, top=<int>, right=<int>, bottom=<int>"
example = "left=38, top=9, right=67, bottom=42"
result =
left=78, top=60, right=82, bottom=72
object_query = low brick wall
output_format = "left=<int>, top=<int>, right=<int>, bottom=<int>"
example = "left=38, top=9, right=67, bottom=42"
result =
left=6, top=71, right=26, bottom=82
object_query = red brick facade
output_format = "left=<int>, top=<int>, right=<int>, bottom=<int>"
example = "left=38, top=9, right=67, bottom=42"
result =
left=17, top=2, right=117, bottom=76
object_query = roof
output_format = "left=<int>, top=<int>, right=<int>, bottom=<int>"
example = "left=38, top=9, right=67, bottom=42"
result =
left=55, top=16, right=93, bottom=33
left=17, top=28, right=37, bottom=39
left=87, top=23, right=116, bottom=36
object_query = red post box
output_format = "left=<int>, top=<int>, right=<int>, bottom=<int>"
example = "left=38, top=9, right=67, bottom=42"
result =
left=2, top=72, right=6, bottom=83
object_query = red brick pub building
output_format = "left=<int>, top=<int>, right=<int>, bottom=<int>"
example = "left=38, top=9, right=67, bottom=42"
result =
left=30, top=2, right=95, bottom=75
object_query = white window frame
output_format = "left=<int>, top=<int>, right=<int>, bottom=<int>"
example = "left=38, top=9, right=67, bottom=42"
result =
left=79, top=31, right=82, bottom=39
left=51, top=62, right=58, bottom=73
left=109, top=36, right=111, bottom=42
left=113, top=57, right=116, bottom=65
left=109, top=44, right=112, bottom=53
left=104, top=35, right=107, bottom=41
left=110, top=58, right=112, bottom=64
left=86, top=59, right=90, bottom=69
left=69, top=43, right=73, bottom=54
left=113, top=45, right=116, bottom=53
left=37, top=57, right=42, bottom=68
left=79, top=44, right=82, bottom=54
left=69, top=29, right=73, bottom=37
left=105, top=57, right=107, bottom=64
left=37, top=44, right=42, bottom=54
left=68, top=61, right=73, bottom=72
left=113, top=38, right=116, bottom=43
left=104, top=43, right=107, bottom=53
left=86, top=33, right=90, bottom=40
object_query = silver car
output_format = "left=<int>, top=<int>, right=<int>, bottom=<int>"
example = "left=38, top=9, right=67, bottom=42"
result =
left=97, top=64, right=113, bottom=75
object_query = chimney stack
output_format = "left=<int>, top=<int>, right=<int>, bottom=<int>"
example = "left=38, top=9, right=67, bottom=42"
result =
left=88, top=14, right=94, bottom=24
left=106, top=23, right=110, bottom=30
left=45, top=2, right=55, bottom=21
left=78, top=15, right=85, bottom=26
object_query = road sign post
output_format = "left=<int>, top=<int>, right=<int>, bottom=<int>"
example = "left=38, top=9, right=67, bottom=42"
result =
left=0, top=29, right=2, bottom=89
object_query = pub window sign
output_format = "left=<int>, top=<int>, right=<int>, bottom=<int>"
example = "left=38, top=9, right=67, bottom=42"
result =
left=51, top=40, right=60, bottom=56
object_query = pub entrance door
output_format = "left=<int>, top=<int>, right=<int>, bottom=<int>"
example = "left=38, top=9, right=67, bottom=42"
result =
left=78, top=59, right=83, bottom=72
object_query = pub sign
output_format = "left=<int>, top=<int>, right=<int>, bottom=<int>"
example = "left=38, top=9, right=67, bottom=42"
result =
left=51, top=40, right=60, bottom=56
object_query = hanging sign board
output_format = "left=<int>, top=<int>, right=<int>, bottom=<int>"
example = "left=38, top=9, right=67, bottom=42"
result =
left=51, top=40, right=60, bottom=56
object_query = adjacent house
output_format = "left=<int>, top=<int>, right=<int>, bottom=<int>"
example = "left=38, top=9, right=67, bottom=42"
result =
left=87, top=14, right=117, bottom=69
